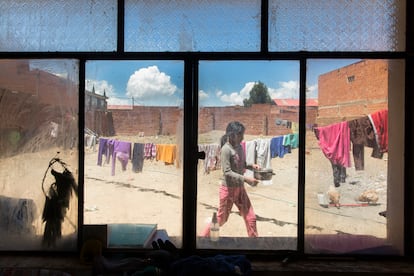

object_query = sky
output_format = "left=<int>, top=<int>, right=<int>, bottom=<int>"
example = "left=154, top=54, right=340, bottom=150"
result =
left=85, top=59, right=360, bottom=107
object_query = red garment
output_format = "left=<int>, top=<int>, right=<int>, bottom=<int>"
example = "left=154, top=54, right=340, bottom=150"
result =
left=316, top=121, right=351, bottom=167
left=369, top=109, right=388, bottom=153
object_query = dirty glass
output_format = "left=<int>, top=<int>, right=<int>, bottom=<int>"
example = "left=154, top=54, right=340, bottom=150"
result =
left=0, top=0, right=117, bottom=52
left=305, top=59, right=404, bottom=255
left=269, top=0, right=406, bottom=52
left=124, top=0, right=261, bottom=52
left=0, top=59, right=79, bottom=251
left=84, top=60, right=184, bottom=248
left=196, top=61, right=299, bottom=250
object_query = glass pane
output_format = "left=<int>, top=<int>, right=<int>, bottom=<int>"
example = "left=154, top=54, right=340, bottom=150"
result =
left=305, top=59, right=404, bottom=255
left=125, top=0, right=261, bottom=52
left=269, top=0, right=406, bottom=52
left=0, top=0, right=117, bottom=52
left=197, top=61, right=299, bottom=250
left=85, top=61, right=184, bottom=248
left=0, top=59, right=79, bottom=251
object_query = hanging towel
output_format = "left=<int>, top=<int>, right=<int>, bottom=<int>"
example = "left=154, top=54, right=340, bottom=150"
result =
left=283, top=133, right=299, bottom=149
left=256, top=138, right=272, bottom=169
left=270, top=136, right=287, bottom=158
left=245, top=140, right=256, bottom=166
left=315, top=121, right=351, bottom=167
left=156, top=144, right=177, bottom=164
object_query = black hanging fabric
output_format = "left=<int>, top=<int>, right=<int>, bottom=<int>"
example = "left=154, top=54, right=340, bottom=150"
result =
left=41, top=154, right=78, bottom=247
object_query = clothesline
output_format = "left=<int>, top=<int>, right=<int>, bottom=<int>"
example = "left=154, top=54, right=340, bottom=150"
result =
left=95, top=132, right=300, bottom=176
left=314, top=109, right=388, bottom=171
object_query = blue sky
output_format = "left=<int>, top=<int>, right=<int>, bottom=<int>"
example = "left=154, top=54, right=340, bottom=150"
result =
left=85, top=59, right=360, bottom=107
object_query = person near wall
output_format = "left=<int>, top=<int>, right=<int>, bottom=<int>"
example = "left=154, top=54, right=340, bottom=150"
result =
left=203, top=121, right=260, bottom=238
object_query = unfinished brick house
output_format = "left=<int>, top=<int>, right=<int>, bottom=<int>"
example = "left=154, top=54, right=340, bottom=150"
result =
left=316, top=59, right=389, bottom=126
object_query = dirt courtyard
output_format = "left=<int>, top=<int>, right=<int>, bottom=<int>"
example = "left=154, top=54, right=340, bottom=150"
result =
left=0, top=130, right=388, bottom=252
left=82, top=131, right=388, bottom=252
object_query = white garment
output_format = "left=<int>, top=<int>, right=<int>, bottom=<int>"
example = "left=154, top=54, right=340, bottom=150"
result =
left=245, top=140, right=256, bottom=165
left=255, top=138, right=273, bottom=185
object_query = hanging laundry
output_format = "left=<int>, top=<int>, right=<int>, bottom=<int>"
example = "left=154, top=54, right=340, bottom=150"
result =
left=109, top=140, right=132, bottom=176
left=132, top=143, right=145, bottom=173
left=245, top=140, right=256, bottom=166
left=349, top=116, right=382, bottom=171
left=291, top=122, right=299, bottom=133
left=198, top=143, right=221, bottom=174
left=144, top=143, right=156, bottom=160
left=270, top=136, right=287, bottom=158
left=97, top=137, right=110, bottom=166
left=283, top=133, right=299, bottom=149
left=156, top=144, right=177, bottom=165
left=315, top=121, right=351, bottom=168
left=256, top=138, right=272, bottom=169
left=369, top=109, right=388, bottom=153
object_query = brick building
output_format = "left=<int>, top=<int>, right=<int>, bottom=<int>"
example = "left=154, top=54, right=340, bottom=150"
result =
left=317, top=59, right=389, bottom=126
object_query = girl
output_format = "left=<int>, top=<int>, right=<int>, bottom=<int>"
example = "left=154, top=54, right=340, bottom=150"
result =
left=204, top=121, right=260, bottom=237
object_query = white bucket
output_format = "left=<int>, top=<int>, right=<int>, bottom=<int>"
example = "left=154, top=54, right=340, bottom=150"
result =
left=317, top=192, right=328, bottom=208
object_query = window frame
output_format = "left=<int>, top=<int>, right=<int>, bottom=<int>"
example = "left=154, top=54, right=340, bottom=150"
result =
left=0, top=0, right=412, bottom=258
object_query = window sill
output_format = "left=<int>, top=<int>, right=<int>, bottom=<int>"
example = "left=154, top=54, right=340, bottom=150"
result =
left=1, top=255, right=414, bottom=275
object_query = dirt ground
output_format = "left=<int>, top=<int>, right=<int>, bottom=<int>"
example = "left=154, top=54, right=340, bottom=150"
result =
left=0, top=130, right=388, bottom=252
left=82, top=131, right=387, bottom=252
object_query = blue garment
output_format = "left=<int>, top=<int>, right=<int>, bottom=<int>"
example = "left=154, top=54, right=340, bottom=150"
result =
left=270, top=136, right=287, bottom=158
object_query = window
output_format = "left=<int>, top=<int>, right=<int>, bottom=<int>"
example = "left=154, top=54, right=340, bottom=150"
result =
left=0, top=0, right=410, bottom=257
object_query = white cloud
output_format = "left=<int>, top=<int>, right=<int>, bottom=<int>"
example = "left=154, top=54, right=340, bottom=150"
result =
left=85, top=79, right=116, bottom=97
left=269, top=80, right=299, bottom=99
left=306, top=83, right=318, bottom=98
left=199, top=89, right=209, bottom=100
left=218, top=82, right=256, bottom=106
left=126, top=66, right=178, bottom=102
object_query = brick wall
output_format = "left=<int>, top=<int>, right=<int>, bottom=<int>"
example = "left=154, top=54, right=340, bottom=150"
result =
left=317, top=59, right=388, bottom=125
left=109, top=104, right=317, bottom=137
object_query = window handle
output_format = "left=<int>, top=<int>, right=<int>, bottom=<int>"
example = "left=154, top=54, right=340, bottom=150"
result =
left=198, top=151, right=206, bottom=160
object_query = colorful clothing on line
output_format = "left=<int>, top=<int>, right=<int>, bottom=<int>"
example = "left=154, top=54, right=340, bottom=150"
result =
left=198, top=143, right=221, bottom=174
left=349, top=115, right=382, bottom=170
left=369, top=109, right=388, bottom=153
left=110, top=140, right=132, bottom=176
left=156, top=144, right=176, bottom=164
left=97, top=137, right=109, bottom=166
left=132, top=143, right=145, bottom=173
left=144, top=143, right=156, bottom=159
left=315, top=121, right=351, bottom=167
left=270, top=136, right=287, bottom=158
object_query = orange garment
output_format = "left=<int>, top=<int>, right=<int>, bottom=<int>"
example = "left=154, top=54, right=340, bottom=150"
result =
left=156, top=144, right=176, bottom=164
